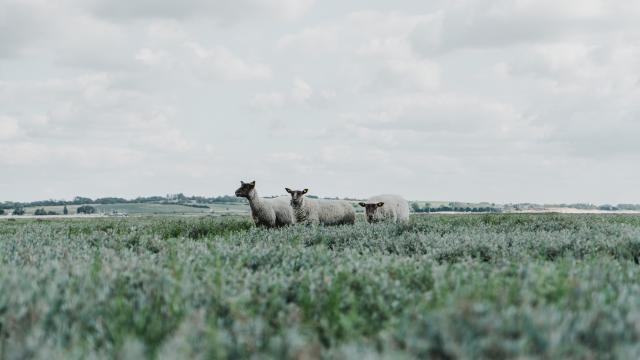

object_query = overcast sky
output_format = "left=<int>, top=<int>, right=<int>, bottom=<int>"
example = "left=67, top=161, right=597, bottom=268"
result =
left=1, top=0, right=639, bottom=203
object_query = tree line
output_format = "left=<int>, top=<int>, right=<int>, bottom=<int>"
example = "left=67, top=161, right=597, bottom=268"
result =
left=411, top=202, right=502, bottom=213
left=0, top=194, right=247, bottom=212
left=2, top=205, right=96, bottom=216
left=2, top=195, right=640, bottom=216
left=505, top=203, right=640, bottom=211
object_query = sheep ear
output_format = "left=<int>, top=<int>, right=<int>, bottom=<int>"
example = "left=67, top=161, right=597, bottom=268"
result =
left=377, top=202, right=384, bottom=207
left=359, top=202, right=366, bottom=207
left=302, top=189, right=308, bottom=194
left=285, top=188, right=292, bottom=193
left=241, top=181, right=245, bottom=185
left=249, top=181, right=255, bottom=186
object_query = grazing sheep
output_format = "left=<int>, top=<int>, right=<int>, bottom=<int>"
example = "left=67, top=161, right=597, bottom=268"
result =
left=285, top=188, right=356, bottom=226
left=359, top=195, right=410, bottom=223
left=235, top=181, right=295, bottom=227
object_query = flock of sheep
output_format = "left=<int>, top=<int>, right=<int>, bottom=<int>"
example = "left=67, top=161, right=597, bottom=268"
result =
left=234, top=180, right=410, bottom=228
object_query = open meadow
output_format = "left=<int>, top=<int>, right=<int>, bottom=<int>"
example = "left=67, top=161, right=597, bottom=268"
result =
left=15, top=202, right=250, bottom=217
left=2, top=214, right=640, bottom=359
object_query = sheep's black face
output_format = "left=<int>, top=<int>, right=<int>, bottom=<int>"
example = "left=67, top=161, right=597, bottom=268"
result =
left=235, top=181, right=256, bottom=198
left=359, top=202, right=384, bottom=223
left=285, top=188, right=308, bottom=207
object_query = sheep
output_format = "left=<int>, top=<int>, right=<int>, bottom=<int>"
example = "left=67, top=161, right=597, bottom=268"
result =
left=359, top=194, right=410, bottom=223
left=285, top=188, right=356, bottom=226
left=235, top=181, right=295, bottom=227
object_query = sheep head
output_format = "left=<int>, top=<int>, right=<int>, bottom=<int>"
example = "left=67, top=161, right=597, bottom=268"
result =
left=235, top=180, right=256, bottom=198
left=359, top=202, right=385, bottom=223
left=285, top=188, right=308, bottom=207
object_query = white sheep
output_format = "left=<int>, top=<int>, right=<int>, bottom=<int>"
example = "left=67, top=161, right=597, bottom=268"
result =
left=235, top=181, right=295, bottom=227
left=285, top=188, right=355, bottom=226
left=359, top=194, right=410, bottom=223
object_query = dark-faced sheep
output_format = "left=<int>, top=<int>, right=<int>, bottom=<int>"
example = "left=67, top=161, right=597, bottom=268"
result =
left=235, top=181, right=295, bottom=227
left=359, top=194, right=409, bottom=223
left=285, top=188, right=355, bottom=226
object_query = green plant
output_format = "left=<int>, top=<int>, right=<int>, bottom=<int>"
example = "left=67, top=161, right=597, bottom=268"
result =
left=2, top=214, right=640, bottom=358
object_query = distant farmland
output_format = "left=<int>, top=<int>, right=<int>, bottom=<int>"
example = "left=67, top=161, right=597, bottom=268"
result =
left=15, top=202, right=250, bottom=216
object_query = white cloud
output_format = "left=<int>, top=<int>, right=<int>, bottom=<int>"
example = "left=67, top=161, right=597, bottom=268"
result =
left=268, top=152, right=305, bottom=162
left=320, top=144, right=390, bottom=168
left=251, top=92, right=285, bottom=109
left=411, top=0, right=640, bottom=55
left=186, top=42, right=272, bottom=80
left=341, top=92, right=547, bottom=158
left=277, top=25, right=339, bottom=52
left=0, top=141, right=144, bottom=169
left=264, top=0, right=316, bottom=20
left=0, top=116, right=20, bottom=140
left=278, top=10, right=441, bottom=94
left=135, top=48, right=172, bottom=67
left=81, top=0, right=316, bottom=21
left=0, top=142, right=47, bottom=165
left=144, top=20, right=188, bottom=41
left=0, top=0, right=54, bottom=58
left=291, top=78, right=313, bottom=103
left=0, top=73, right=192, bottom=157
left=379, top=58, right=439, bottom=91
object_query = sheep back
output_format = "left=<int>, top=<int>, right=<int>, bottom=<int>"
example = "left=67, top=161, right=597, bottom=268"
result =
left=268, top=196, right=296, bottom=226
left=316, top=199, right=356, bottom=225
left=249, top=196, right=294, bottom=227
left=292, top=198, right=354, bottom=225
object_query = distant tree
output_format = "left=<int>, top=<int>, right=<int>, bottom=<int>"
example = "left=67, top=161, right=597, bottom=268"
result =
left=33, top=208, right=58, bottom=216
left=134, top=196, right=165, bottom=203
left=598, top=204, right=618, bottom=211
left=73, top=197, right=93, bottom=205
left=411, top=202, right=421, bottom=212
left=0, top=209, right=4, bottom=215
left=94, top=197, right=128, bottom=204
left=77, top=205, right=96, bottom=214
left=63, top=205, right=68, bottom=215
left=13, top=207, right=25, bottom=216
left=618, top=204, right=640, bottom=211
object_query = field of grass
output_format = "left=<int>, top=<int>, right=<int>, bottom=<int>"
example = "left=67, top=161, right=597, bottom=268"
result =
left=94, top=203, right=217, bottom=215
left=3, top=214, right=640, bottom=358
left=17, top=202, right=250, bottom=216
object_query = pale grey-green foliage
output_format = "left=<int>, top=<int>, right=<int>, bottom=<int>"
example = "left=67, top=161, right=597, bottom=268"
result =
left=2, top=214, right=640, bottom=359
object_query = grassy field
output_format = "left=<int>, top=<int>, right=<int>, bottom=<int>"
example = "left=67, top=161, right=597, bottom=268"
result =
left=2, top=214, right=640, bottom=359
left=93, top=202, right=248, bottom=215
left=17, top=202, right=250, bottom=216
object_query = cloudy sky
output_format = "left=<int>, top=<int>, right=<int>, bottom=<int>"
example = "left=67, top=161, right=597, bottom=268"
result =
left=1, top=0, right=639, bottom=203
